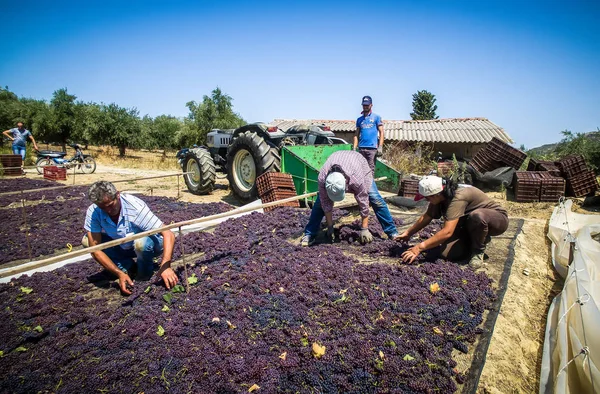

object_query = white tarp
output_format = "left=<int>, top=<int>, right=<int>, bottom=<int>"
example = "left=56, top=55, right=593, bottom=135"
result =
left=540, top=201, right=600, bottom=393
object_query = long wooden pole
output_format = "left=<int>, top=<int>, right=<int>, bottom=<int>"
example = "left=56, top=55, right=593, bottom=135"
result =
left=2, top=176, right=388, bottom=279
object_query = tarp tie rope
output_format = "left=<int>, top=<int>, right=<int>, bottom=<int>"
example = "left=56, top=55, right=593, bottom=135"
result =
left=557, top=294, right=590, bottom=325
left=556, top=347, right=590, bottom=380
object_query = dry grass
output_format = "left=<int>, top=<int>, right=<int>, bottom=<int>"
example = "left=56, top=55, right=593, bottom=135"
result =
left=384, top=141, right=437, bottom=176
left=87, top=145, right=180, bottom=171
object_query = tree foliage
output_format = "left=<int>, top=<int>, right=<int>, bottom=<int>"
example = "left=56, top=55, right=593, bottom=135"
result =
left=555, top=129, right=600, bottom=171
left=410, top=90, right=439, bottom=120
left=181, top=87, right=245, bottom=147
left=1, top=86, right=243, bottom=155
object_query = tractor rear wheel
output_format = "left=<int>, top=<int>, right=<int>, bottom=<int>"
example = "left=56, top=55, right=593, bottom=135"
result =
left=226, top=131, right=280, bottom=201
left=183, top=148, right=216, bottom=195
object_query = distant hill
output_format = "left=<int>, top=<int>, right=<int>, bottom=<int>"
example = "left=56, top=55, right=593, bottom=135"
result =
left=528, top=130, right=600, bottom=157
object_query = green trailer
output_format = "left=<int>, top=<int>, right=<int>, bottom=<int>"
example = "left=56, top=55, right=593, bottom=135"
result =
left=280, top=144, right=402, bottom=203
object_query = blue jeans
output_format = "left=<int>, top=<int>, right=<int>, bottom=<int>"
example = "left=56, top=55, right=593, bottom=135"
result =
left=95, top=233, right=164, bottom=278
left=12, top=145, right=26, bottom=161
left=304, top=181, right=397, bottom=237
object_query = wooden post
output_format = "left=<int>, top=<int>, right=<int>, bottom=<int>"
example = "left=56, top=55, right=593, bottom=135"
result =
left=179, top=226, right=189, bottom=293
left=20, top=191, right=33, bottom=261
left=177, top=174, right=181, bottom=199
left=72, top=164, right=76, bottom=185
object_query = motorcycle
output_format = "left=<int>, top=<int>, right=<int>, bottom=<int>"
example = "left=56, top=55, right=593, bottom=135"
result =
left=35, top=144, right=97, bottom=174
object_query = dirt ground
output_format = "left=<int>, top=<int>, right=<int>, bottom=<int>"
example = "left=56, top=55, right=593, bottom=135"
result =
left=7, top=164, right=599, bottom=393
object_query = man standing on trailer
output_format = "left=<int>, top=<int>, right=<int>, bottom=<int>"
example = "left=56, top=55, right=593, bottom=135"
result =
left=82, top=181, right=177, bottom=295
left=354, top=96, right=384, bottom=174
left=2, top=122, right=39, bottom=174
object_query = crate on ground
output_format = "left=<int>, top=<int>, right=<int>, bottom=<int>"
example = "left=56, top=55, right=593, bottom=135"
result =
left=513, top=171, right=542, bottom=202
left=487, top=137, right=527, bottom=170
left=566, top=170, right=599, bottom=197
left=469, top=150, right=502, bottom=174
left=261, top=188, right=300, bottom=212
left=43, top=166, right=67, bottom=181
left=256, top=172, right=296, bottom=196
left=398, top=179, right=420, bottom=198
left=538, top=172, right=566, bottom=202
left=0, top=154, right=23, bottom=176
left=437, top=161, right=454, bottom=177
left=557, top=155, right=589, bottom=179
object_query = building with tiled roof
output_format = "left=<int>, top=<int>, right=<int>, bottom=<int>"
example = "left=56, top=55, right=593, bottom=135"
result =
left=270, top=117, right=513, bottom=159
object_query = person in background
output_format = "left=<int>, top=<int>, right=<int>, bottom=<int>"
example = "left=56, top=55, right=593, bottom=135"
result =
left=354, top=95, right=384, bottom=174
left=397, top=175, right=509, bottom=268
left=82, top=181, right=177, bottom=295
left=300, top=150, right=400, bottom=246
left=3, top=122, right=39, bottom=174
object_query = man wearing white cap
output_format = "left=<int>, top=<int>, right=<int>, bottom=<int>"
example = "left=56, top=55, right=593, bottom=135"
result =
left=300, top=150, right=399, bottom=246
left=397, top=175, right=508, bottom=268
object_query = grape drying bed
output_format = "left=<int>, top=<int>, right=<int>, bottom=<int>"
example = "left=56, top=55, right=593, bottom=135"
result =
left=0, top=193, right=522, bottom=394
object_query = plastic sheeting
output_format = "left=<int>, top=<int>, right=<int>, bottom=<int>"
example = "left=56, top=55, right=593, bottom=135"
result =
left=540, top=200, right=600, bottom=393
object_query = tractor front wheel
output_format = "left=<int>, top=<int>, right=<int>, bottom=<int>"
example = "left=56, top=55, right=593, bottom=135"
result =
left=183, top=148, right=216, bottom=195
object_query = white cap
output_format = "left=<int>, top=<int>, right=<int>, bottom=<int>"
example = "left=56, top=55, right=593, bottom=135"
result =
left=325, top=172, right=346, bottom=202
left=415, top=175, right=444, bottom=201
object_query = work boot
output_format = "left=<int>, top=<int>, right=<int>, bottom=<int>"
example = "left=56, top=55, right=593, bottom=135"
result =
left=468, top=251, right=488, bottom=270
left=300, top=234, right=316, bottom=247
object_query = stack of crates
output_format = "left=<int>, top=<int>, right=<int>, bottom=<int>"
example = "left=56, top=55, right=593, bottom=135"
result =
left=437, top=161, right=454, bottom=177
left=256, top=172, right=299, bottom=212
left=514, top=171, right=567, bottom=202
left=43, top=166, right=67, bottom=181
left=469, top=137, right=526, bottom=173
left=557, top=155, right=599, bottom=197
left=0, top=154, right=23, bottom=176
left=398, top=179, right=420, bottom=198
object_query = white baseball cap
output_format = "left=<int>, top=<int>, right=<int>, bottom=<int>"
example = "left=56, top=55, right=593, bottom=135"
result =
left=415, top=175, right=444, bottom=201
left=325, top=172, right=346, bottom=202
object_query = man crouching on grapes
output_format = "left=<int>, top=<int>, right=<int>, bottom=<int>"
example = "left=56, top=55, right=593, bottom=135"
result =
left=300, top=150, right=400, bottom=246
left=82, top=181, right=177, bottom=295
left=398, top=176, right=508, bottom=268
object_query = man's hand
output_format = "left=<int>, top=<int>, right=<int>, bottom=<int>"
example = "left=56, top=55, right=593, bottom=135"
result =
left=394, top=231, right=411, bottom=242
left=376, top=146, right=383, bottom=157
left=401, top=245, right=422, bottom=264
left=359, top=228, right=373, bottom=244
left=326, top=225, right=335, bottom=243
left=118, top=272, right=134, bottom=295
left=156, top=264, right=179, bottom=290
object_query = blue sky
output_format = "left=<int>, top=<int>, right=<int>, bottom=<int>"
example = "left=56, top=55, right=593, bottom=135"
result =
left=1, top=0, right=599, bottom=149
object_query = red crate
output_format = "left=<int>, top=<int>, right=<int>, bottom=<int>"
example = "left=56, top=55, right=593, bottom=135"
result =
left=437, top=162, right=454, bottom=176
left=566, top=170, right=599, bottom=197
left=261, top=188, right=300, bottom=212
left=256, top=172, right=296, bottom=196
left=513, top=171, right=541, bottom=202
left=487, top=137, right=527, bottom=170
left=398, top=179, right=419, bottom=197
left=470, top=149, right=502, bottom=174
left=538, top=172, right=566, bottom=202
left=0, top=154, right=23, bottom=176
left=43, top=166, right=67, bottom=181
left=558, top=155, right=589, bottom=179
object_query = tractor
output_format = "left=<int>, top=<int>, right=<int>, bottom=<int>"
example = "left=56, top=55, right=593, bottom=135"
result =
left=176, top=122, right=348, bottom=201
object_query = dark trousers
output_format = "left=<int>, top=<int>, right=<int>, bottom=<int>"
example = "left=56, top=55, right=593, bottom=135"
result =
left=441, top=208, right=509, bottom=260
left=358, top=148, right=377, bottom=174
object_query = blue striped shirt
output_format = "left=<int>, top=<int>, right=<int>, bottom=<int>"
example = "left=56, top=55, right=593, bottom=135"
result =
left=84, top=194, right=163, bottom=250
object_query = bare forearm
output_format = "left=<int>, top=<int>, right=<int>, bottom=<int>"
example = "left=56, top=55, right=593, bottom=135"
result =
left=3, top=131, right=13, bottom=140
left=353, top=135, right=358, bottom=149
left=378, top=126, right=384, bottom=148
left=325, top=212, right=333, bottom=227
left=91, top=250, right=124, bottom=277
left=361, top=216, right=369, bottom=229
left=160, top=230, right=175, bottom=266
